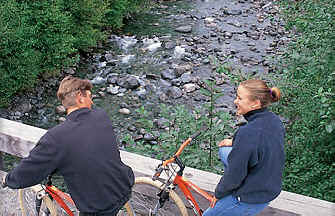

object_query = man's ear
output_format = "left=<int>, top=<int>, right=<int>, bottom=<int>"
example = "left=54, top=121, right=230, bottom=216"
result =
left=75, top=93, right=83, bottom=105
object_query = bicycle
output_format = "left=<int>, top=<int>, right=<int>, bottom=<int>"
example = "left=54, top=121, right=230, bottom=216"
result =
left=17, top=175, right=135, bottom=216
left=128, top=131, right=217, bottom=216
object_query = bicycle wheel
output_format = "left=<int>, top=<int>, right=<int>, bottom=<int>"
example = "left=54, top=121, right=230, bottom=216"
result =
left=128, top=177, right=188, bottom=216
left=18, top=187, right=57, bottom=216
left=117, top=201, right=135, bottom=216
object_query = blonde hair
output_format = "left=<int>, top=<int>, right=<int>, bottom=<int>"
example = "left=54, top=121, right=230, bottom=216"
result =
left=240, top=79, right=281, bottom=107
left=57, top=76, right=93, bottom=108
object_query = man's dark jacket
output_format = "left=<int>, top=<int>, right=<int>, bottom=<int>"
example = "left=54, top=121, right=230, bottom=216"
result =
left=215, top=108, right=285, bottom=203
left=6, top=108, right=135, bottom=213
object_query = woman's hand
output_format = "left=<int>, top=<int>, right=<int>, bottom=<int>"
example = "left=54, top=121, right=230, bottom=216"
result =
left=218, top=139, right=233, bottom=147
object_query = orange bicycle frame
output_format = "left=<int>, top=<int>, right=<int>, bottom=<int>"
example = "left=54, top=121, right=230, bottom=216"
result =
left=173, top=174, right=216, bottom=215
left=45, top=185, right=76, bottom=216
left=155, top=130, right=217, bottom=215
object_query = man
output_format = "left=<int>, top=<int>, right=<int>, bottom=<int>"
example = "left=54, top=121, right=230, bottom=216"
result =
left=2, top=76, right=134, bottom=216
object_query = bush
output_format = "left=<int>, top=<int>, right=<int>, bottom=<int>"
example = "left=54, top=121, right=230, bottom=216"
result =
left=278, top=0, right=335, bottom=202
left=0, top=0, right=77, bottom=107
left=104, top=0, right=150, bottom=29
left=0, top=0, right=149, bottom=107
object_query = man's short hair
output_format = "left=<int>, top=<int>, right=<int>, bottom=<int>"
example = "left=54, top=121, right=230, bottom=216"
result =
left=57, top=76, right=93, bottom=108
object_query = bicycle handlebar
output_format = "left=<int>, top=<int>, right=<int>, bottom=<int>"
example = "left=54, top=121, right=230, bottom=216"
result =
left=162, top=130, right=202, bottom=167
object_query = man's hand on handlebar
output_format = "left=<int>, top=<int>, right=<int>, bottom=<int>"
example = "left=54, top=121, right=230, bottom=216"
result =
left=1, top=174, right=7, bottom=189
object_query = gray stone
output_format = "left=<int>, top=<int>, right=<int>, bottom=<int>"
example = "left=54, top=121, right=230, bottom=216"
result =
left=174, top=64, right=192, bottom=77
left=91, top=76, right=106, bottom=85
left=183, top=83, right=197, bottom=93
left=180, top=73, right=193, bottom=84
left=161, top=69, right=176, bottom=80
left=171, top=78, right=182, bottom=86
left=119, top=108, right=131, bottom=115
left=16, top=102, right=32, bottom=114
left=143, top=133, right=156, bottom=141
left=164, top=41, right=176, bottom=49
left=159, top=79, right=172, bottom=88
left=167, top=86, right=183, bottom=99
left=117, top=75, right=140, bottom=89
left=64, top=68, right=76, bottom=75
left=154, top=118, right=169, bottom=129
left=107, top=85, right=119, bottom=95
left=175, top=25, right=192, bottom=33
left=107, top=73, right=119, bottom=84
left=120, top=102, right=128, bottom=109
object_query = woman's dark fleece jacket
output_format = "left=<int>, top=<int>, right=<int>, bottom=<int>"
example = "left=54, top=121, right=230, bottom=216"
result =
left=215, top=108, right=285, bottom=203
left=5, top=108, right=134, bottom=213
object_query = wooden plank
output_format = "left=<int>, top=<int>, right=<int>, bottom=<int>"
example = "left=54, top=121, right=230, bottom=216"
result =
left=1, top=117, right=334, bottom=216
left=0, top=118, right=45, bottom=157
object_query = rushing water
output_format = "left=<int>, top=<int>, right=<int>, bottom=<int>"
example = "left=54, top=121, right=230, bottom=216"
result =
left=4, top=0, right=290, bottom=138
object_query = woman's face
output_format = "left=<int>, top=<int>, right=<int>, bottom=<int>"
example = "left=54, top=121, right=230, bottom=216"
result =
left=234, top=85, right=260, bottom=115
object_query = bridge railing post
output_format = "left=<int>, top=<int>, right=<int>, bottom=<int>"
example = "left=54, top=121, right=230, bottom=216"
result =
left=0, top=152, right=3, bottom=170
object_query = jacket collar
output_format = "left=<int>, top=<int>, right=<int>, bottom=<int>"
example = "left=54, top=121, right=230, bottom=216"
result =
left=66, top=108, right=91, bottom=121
left=243, top=108, right=267, bottom=122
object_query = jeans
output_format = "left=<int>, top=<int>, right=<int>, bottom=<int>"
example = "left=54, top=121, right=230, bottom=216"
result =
left=203, top=147, right=269, bottom=216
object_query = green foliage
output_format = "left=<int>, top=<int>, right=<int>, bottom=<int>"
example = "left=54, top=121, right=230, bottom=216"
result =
left=104, top=0, right=150, bottom=29
left=277, top=0, right=335, bottom=201
left=125, top=55, right=234, bottom=171
left=0, top=0, right=149, bottom=107
left=0, top=0, right=77, bottom=107
left=125, top=103, right=233, bottom=172
left=59, top=0, right=107, bottom=51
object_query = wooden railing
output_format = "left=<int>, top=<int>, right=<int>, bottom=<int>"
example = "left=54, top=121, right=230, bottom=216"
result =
left=0, top=117, right=334, bottom=216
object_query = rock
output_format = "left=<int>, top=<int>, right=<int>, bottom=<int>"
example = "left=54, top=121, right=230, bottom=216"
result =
left=55, top=105, right=66, bottom=115
left=91, top=76, right=106, bottom=85
left=143, top=133, right=156, bottom=141
left=224, top=32, right=233, bottom=38
left=146, top=74, right=160, bottom=80
left=120, top=102, right=128, bottom=109
left=64, top=68, right=75, bottom=75
left=159, top=79, right=172, bottom=88
left=166, top=86, right=183, bottom=99
left=107, top=73, right=119, bottom=84
left=204, top=17, right=215, bottom=24
left=133, top=134, right=143, bottom=141
left=15, top=101, right=32, bottom=114
left=117, top=75, right=140, bottom=89
left=139, top=128, right=146, bottom=135
left=154, top=118, right=169, bottom=129
left=174, top=64, right=192, bottom=77
left=107, top=85, right=119, bottom=95
left=180, top=73, right=193, bottom=84
left=159, top=93, right=168, bottom=102
left=221, top=8, right=242, bottom=16
left=175, top=25, right=192, bottom=33
left=127, top=125, right=137, bottom=132
left=183, top=83, right=197, bottom=93
left=161, top=69, right=176, bottom=80
left=119, top=108, right=131, bottom=115
left=171, top=78, right=182, bottom=86
left=164, top=41, right=176, bottom=49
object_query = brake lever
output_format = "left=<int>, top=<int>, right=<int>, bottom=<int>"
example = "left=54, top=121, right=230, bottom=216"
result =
left=152, top=164, right=163, bottom=181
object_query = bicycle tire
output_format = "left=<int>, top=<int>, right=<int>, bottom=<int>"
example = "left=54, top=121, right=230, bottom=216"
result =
left=117, top=201, right=135, bottom=216
left=18, top=188, right=57, bottom=216
left=128, top=177, right=188, bottom=216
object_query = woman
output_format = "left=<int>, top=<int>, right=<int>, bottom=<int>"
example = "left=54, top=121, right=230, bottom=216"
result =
left=204, top=79, right=285, bottom=216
